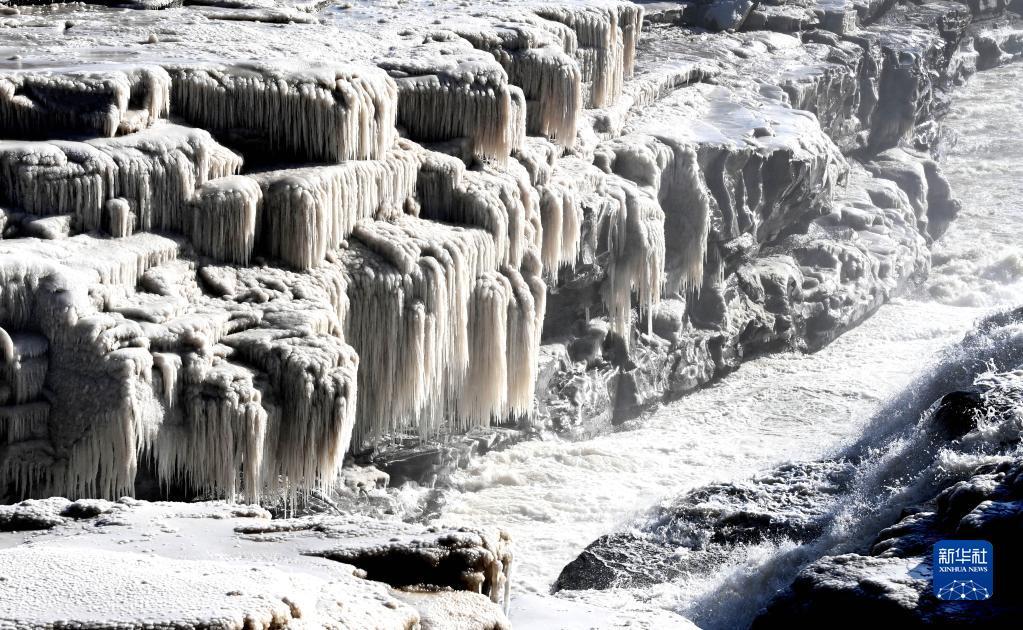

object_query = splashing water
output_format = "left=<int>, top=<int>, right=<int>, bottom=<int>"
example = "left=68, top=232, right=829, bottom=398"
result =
left=927, top=63, right=1023, bottom=308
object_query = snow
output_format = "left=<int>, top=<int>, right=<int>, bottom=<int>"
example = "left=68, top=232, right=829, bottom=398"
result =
left=0, top=546, right=413, bottom=629
left=0, top=498, right=510, bottom=628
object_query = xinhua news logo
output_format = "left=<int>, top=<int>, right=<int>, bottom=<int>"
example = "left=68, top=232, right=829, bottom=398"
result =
left=933, top=540, right=993, bottom=601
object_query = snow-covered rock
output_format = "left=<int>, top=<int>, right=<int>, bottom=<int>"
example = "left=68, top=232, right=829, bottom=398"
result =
left=0, top=546, right=421, bottom=629
left=0, top=498, right=511, bottom=628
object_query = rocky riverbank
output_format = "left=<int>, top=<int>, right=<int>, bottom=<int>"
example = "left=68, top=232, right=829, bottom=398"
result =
left=754, top=311, right=1023, bottom=628
left=557, top=305, right=1023, bottom=628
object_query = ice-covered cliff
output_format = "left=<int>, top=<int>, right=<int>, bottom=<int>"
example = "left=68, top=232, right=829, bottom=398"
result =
left=0, top=0, right=639, bottom=502
left=0, top=0, right=1014, bottom=509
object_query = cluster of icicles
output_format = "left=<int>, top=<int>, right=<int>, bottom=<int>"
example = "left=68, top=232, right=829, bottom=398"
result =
left=0, top=0, right=706, bottom=502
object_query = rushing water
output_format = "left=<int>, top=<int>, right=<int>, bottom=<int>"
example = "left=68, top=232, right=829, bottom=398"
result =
left=427, top=63, right=1023, bottom=628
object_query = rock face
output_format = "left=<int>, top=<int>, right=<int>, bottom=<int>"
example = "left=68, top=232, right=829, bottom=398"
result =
left=0, top=0, right=1011, bottom=505
left=554, top=460, right=857, bottom=591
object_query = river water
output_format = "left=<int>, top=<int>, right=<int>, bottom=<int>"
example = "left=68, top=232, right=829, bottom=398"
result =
left=429, top=62, right=1023, bottom=628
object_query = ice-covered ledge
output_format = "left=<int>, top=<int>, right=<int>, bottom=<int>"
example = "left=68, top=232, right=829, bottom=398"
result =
left=0, top=0, right=648, bottom=501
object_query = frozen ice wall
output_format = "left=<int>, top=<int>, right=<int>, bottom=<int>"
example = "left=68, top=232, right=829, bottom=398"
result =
left=0, top=0, right=644, bottom=501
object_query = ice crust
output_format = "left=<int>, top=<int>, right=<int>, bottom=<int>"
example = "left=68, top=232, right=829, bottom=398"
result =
left=0, top=498, right=511, bottom=629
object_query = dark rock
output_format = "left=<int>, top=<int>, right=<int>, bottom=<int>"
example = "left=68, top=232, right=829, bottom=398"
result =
left=929, top=390, right=983, bottom=439
left=556, top=461, right=855, bottom=591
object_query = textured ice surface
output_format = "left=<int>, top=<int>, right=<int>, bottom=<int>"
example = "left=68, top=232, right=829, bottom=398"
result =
left=0, top=0, right=648, bottom=501
left=0, top=547, right=420, bottom=629
left=0, top=498, right=510, bottom=628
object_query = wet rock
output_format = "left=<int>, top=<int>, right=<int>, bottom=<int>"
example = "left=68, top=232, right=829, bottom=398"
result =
left=752, top=554, right=932, bottom=629
left=304, top=525, right=513, bottom=605
left=929, top=389, right=983, bottom=439
left=755, top=370, right=1023, bottom=628
left=556, top=461, right=855, bottom=590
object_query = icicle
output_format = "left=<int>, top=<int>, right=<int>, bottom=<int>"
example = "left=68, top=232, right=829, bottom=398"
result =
left=538, top=181, right=583, bottom=271
left=0, top=332, right=48, bottom=405
left=91, top=125, right=243, bottom=234
left=533, top=2, right=636, bottom=107
left=379, top=43, right=516, bottom=162
left=459, top=272, right=511, bottom=428
left=0, top=140, right=116, bottom=229
left=0, top=66, right=170, bottom=139
left=343, top=215, right=502, bottom=443
left=607, top=136, right=710, bottom=296
left=222, top=331, right=358, bottom=498
left=0, top=402, right=49, bottom=445
left=106, top=198, right=133, bottom=238
left=190, top=176, right=260, bottom=265
left=647, top=293, right=653, bottom=337
left=41, top=334, right=153, bottom=499
left=252, top=151, right=419, bottom=269
left=416, top=151, right=538, bottom=269
left=0, top=127, right=242, bottom=234
left=654, top=140, right=711, bottom=296
left=152, top=352, right=181, bottom=405
left=504, top=259, right=545, bottom=418
left=171, top=61, right=398, bottom=163
left=455, top=22, right=582, bottom=146
left=600, top=178, right=666, bottom=345
left=159, top=358, right=268, bottom=502
left=539, top=187, right=565, bottom=270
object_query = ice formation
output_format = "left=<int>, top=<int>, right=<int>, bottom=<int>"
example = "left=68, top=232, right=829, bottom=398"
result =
left=170, top=62, right=398, bottom=163
left=189, top=175, right=260, bottom=264
left=251, top=148, right=418, bottom=269
left=0, top=0, right=648, bottom=500
left=0, top=499, right=512, bottom=628
left=0, top=66, right=170, bottom=139
left=0, top=0, right=1004, bottom=509
left=0, top=125, right=242, bottom=233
